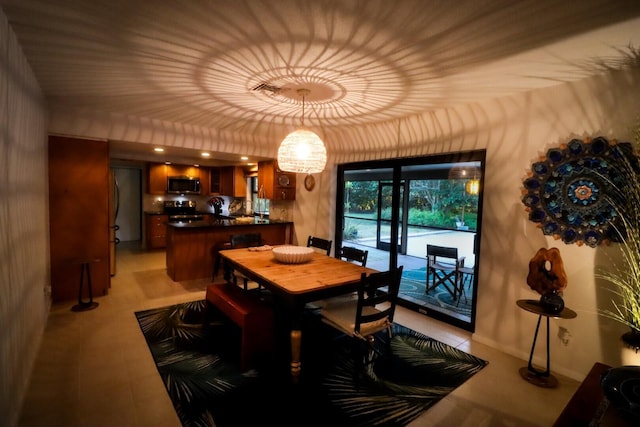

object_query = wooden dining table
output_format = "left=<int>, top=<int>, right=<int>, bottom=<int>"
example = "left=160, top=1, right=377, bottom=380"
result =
left=219, top=246, right=378, bottom=381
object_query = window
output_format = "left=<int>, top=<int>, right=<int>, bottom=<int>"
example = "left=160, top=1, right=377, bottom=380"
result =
left=250, top=176, right=269, bottom=216
left=336, top=151, right=486, bottom=332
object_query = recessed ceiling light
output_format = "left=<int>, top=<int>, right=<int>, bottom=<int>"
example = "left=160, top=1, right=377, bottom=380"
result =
left=201, top=152, right=210, bottom=157
left=241, top=156, right=248, bottom=160
left=154, top=147, right=164, bottom=152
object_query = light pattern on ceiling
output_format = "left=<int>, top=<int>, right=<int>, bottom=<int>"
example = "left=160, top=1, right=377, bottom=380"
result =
left=3, top=0, right=640, bottom=160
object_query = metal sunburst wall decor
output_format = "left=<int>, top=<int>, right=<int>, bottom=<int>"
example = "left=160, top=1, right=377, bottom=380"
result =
left=522, top=136, right=638, bottom=247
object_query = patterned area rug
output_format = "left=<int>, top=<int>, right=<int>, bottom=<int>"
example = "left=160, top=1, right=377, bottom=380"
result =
left=135, top=300, right=487, bottom=427
left=401, top=268, right=473, bottom=316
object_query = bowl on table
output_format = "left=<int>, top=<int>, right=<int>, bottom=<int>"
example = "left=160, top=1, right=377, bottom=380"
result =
left=272, top=246, right=314, bottom=264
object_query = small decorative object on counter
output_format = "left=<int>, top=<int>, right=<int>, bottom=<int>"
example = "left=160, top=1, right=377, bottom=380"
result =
left=527, top=247, right=568, bottom=314
left=208, top=197, right=224, bottom=215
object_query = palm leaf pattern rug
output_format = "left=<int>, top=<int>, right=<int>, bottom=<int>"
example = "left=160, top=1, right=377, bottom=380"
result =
left=135, top=300, right=487, bottom=427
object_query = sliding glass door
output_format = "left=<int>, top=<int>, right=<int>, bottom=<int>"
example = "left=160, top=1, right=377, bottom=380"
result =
left=336, top=151, right=485, bottom=332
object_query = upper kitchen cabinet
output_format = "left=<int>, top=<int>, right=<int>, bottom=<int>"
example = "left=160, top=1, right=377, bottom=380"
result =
left=49, top=135, right=111, bottom=303
left=209, top=166, right=247, bottom=197
left=147, top=162, right=204, bottom=195
left=167, top=164, right=200, bottom=179
left=147, top=162, right=167, bottom=194
left=258, top=160, right=296, bottom=200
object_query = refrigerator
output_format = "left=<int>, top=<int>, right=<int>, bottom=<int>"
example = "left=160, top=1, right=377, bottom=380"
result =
left=109, top=169, right=120, bottom=276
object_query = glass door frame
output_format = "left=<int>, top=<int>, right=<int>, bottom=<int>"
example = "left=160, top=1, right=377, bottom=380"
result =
left=376, top=181, right=405, bottom=253
left=335, top=150, right=486, bottom=332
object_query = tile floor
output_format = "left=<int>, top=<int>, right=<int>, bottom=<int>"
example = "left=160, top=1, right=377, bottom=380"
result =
left=18, top=242, right=580, bottom=427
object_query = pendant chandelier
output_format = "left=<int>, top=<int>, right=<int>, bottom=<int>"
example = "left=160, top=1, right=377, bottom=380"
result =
left=277, top=88, right=327, bottom=174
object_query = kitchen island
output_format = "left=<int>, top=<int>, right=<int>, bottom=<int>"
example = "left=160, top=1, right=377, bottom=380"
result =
left=165, top=218, right=293, bottom=281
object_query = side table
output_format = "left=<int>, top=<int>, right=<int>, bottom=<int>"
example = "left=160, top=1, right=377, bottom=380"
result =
left=517, top=299, right=577, bottom=388
left=70, top=257, right=101, bottom=312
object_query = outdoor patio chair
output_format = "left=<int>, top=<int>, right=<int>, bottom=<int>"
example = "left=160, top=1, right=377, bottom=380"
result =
left=426, top=244, right=465, bottom=302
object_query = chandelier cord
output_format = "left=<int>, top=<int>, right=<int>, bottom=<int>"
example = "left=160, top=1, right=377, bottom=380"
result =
left=301, top=92, right=306, bottom=127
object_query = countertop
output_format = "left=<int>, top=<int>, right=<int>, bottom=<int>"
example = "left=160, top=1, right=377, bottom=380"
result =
left=166, top=218, right=292, bottom=228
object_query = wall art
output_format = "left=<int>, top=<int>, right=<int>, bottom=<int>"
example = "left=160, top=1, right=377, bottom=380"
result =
left=522, top=136, right=638, bottom=247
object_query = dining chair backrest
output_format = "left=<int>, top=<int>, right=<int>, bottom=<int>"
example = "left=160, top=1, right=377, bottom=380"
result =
left=231, top=233, right=262, bottom=249
left=229, top=233, right=264, bottom=292
left=353, top=265, right=403, bottom=335
left=339, top=246, right=368, bottom=267
left=320, top=265, right=404, bottom=338
left=319, top=265, right=403, bottom=377
left=307, top=235, right=332, bottom=256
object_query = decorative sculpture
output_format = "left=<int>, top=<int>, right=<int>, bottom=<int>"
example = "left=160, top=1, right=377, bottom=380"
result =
left=527, top=247, right=567, bottom=314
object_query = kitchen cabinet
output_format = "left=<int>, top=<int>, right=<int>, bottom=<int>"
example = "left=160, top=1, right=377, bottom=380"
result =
left=165, top=221, right=292, bottom=281
left=48, top=135, right=110, bottom=303
left=147, top=162, right=167, bottom=194
left=167, top=164, right=200, bottom=179
left=258, top=160, right=296, bottom=200
left=209, top=166, right=247, bottom=197
left=209, top=167, right=222, bottom=194
left=147, top=162, right=203, bottom=195
left=145, top=214, right=168, bottom=249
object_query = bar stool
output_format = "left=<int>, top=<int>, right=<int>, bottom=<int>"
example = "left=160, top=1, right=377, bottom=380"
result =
left=70, top=257, right=101, bottom=312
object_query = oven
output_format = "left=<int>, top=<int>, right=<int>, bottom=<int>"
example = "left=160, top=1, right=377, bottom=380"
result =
left=164, top=200, right=203, bottom=223
left=168, top=214, right=203, bottom=223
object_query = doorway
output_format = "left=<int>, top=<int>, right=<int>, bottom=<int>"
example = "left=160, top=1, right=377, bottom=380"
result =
left=112, top=167, right=142, bottom=242
left=336, top=150, right=486, bottom=332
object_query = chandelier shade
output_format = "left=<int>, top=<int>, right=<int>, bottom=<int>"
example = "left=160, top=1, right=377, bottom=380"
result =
left=277, top=88, right=327, bottom=174
left=277, top=129, right=327, bottom=174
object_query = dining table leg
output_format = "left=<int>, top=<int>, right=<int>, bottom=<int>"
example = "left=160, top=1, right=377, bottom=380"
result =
left=290, top=329, right=302, bottom=382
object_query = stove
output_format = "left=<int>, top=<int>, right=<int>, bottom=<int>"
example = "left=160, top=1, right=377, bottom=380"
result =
left=164, top=200, right=204, bottom=223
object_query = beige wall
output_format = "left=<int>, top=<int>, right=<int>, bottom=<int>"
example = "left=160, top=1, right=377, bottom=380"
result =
left=6, top=9, right=640, bottom=393
left=0, top=10, right=49, bottom=427
left=49, top=65, right=640, bottom=381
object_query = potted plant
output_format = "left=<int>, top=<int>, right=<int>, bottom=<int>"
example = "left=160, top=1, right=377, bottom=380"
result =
left=595, top=124, right=640, bottom=358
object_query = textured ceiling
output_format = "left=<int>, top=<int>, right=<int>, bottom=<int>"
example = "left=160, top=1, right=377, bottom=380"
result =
left=3, top=0, right=640, bottom=165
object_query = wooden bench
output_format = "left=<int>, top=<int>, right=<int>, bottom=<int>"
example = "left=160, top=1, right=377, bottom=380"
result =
left=205, top=283, right=274, bottom=371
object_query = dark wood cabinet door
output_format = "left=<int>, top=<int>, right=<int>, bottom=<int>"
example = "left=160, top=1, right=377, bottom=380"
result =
left=48, top=136, right=110, bottom=302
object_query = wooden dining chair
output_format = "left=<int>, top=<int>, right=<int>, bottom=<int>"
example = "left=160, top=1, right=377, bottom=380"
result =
left=320, top=266, right=404, bottom=378
left=426, top=244, right=465, bottom=302
left=339, top=246, right=368, bottom=267
left=307, top=246, right=370, bottom=311
left=307, top=235, right=332, bottom=256
left=229, top=233, right=263, bottom=291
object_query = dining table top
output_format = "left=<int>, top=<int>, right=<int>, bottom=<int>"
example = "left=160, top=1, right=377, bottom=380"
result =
left=219, top=246, right=378, bottom=296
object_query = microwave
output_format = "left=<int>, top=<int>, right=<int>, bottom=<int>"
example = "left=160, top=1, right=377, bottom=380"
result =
left=167, top=176, right=201, bottom=194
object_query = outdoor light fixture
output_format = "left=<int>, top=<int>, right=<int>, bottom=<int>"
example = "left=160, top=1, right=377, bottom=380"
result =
left=277, top=88, right=327, bottom=174
left=465, top=179, right=480, bottom=195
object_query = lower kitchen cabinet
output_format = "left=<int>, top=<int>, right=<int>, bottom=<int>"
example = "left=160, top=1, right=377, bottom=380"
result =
left=146, top=214, right=168, bottom=249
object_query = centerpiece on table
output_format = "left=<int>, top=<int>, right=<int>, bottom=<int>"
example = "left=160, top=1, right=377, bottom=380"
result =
left=208, top=197, right=224, bottom=215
